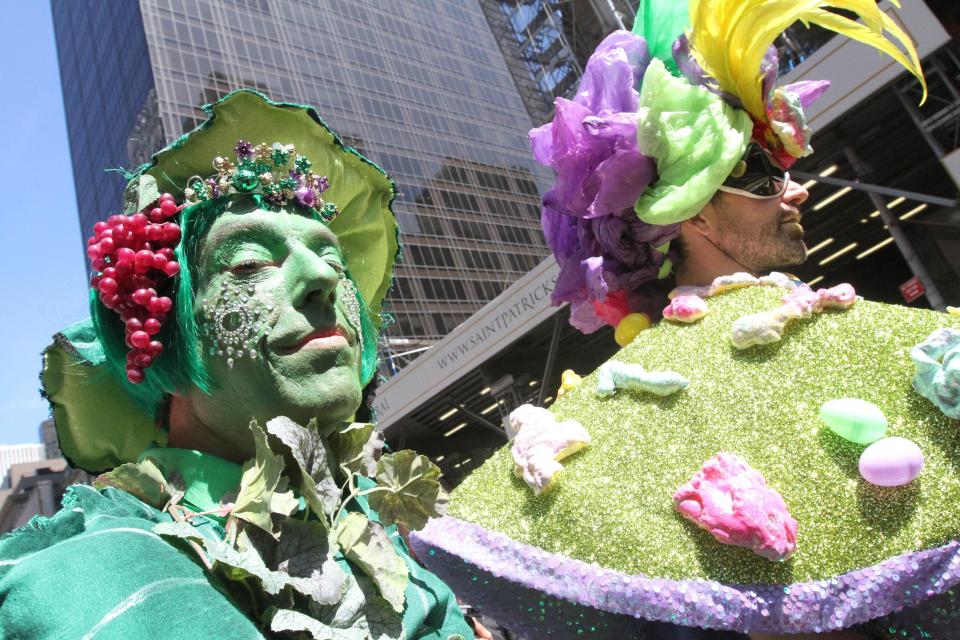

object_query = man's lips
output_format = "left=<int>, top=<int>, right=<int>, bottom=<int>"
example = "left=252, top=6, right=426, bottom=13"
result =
left=781, top=207, right=802, bottom=225
left=277, top=326, right=349, bottom=353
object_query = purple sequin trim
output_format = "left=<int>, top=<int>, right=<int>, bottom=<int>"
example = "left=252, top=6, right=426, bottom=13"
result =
left=412, top=516, right=960, bottom=633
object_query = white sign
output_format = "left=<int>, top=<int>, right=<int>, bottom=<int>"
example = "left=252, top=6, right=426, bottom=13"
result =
left=373, top=256, right=562, bottom=430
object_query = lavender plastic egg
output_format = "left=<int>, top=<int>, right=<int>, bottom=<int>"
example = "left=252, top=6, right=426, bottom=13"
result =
left=858, top=437, right=924, bottom=487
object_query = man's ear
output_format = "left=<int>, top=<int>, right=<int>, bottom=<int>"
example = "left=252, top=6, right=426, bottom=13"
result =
left=682, top=210, right=713, bottom=238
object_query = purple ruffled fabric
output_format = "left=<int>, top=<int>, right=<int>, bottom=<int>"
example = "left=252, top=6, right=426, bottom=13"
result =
left=530, top=31, right=677, bottom=333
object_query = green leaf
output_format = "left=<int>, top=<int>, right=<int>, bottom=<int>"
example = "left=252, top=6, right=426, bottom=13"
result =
left=204, top=536, right=289, bottom=595
left=366, top=451, right=447, bottom=531
left=276, top=520, right=347, bottom=606
left=233, top=419, right=287, bottom=535
left=328, top=423, right=384, bottom=477
left=123, top=174, right=160, bottom=214
left=332, top=513, right=408, bottom=613
left=266, top=416, right=340, bottom=521
left=93, top=460, right=172, bottom=509
left=270, top=490, right=300, bottom=517
left=301, top=573, right=404, bottom=640
left=152, top=521, right=206, bottom=543
left=270, top=608, right=337, bottom=639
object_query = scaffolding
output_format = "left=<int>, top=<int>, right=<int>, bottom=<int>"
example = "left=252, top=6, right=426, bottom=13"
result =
left=895, top=41, right=960, bottom=158
left=479, top=0, right=618, bottom=126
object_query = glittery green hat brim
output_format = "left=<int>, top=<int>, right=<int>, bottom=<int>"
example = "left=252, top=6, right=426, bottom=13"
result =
left=448, top=286, right=960, bottom=585
left=42, top=319, right=158, bottom=474
left=129, top=89, right=399, bottom=326
left=634, top=58, right=752, bottom=226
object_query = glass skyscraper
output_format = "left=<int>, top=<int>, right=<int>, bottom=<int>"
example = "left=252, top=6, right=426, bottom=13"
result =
left=53, top=0, right=554, bottom=371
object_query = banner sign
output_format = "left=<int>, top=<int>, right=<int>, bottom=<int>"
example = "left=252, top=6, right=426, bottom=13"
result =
left=373, top=257, right=562, bottom=430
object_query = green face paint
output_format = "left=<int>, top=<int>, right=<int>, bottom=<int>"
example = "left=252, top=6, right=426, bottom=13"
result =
left=193, top=201, right=363, bottom=442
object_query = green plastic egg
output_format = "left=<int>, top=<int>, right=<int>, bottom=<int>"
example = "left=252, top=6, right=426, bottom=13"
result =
left=819, top=398, right=888, bottom=445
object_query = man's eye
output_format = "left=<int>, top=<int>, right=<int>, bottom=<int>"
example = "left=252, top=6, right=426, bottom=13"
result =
left=230, top=259, right=273, bottom=275
left=325, top=258, right=345, bottom=274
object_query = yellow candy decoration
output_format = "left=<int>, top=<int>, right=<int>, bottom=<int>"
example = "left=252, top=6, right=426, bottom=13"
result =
left=614, top=312, right=652, bottom=347
left=948, top=306, right=960, bottom=316
left=556, top=370, right=583, bottom=399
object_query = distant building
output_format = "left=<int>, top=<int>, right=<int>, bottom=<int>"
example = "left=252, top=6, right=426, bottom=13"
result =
left=40, top=419, right=61, bottom=460
left=0, top=444, right=45, bottom=489
left=0, top=425, right=90, bottom=534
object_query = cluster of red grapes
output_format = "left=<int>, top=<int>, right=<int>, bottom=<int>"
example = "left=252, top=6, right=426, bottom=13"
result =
left=86, top=193, right=183, bottom=384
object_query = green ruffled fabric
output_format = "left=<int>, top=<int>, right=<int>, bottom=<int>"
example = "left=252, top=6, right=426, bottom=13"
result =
left=631, top=0, right=690, bottom=76
left=634, top=59, right=752, bottom=225
left=42, top=319, right=158, bottom=473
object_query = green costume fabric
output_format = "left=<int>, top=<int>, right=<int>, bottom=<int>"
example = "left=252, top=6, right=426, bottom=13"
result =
left=0, top=449, right=470, bottom=640
left=42, top=319, right=159, bottom=473
left=634, top=59, right=752, bottom=226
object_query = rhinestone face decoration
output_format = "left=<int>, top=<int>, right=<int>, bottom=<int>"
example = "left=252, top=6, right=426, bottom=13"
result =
left=201, top=281, right=273, bottom=368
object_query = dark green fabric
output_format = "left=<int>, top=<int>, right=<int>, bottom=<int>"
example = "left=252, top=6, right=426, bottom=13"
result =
left=0, top=485, right=261, bottom=640
left=0, top=450, right=471, bottom=639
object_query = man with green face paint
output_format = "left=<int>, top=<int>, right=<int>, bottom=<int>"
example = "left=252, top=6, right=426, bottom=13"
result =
left=0, top=90, right=473, bottom=640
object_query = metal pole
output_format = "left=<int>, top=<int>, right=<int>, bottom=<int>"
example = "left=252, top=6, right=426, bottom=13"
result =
left=453, top=402, right=507, bottom=439
left=538, top=315, right=563, bottom=406
left=790, top=171, right=957, bottom=208
left=842, top=145, right=946, bottom=310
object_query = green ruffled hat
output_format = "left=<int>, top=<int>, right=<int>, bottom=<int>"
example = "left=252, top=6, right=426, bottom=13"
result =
left=43, top=90, right=399, bottom=473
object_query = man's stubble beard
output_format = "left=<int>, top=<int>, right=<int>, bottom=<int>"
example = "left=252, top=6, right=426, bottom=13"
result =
left=716, top=204, right=808, bottom=274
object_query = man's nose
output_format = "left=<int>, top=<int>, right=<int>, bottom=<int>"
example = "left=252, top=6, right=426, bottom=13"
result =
left=285, top=244, right=339, bottom=308
left=783, top=178, right=809, bottom=207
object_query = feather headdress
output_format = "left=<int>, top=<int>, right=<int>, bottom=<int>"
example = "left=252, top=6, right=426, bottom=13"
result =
left=687, top=0, right=927, bottom=166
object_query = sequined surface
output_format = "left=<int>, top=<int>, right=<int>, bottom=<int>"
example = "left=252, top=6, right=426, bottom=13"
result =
left=449, top=286, right=960, bottom=585
left=412, top=514, right=960, bottom=633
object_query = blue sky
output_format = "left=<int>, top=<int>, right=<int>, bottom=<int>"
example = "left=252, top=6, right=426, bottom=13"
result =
left=0, top=2, right=89, bottom=444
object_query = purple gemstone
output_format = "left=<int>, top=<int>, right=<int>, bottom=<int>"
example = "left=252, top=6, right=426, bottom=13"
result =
left=234, top=139, right=253, bottom=159
left=317, top=175, right=330, bottom=193
left=296, top=186, right=317, bottom=208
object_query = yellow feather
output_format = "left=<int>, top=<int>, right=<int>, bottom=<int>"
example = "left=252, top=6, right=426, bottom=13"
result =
left=688, top=0, right=927, bottom=119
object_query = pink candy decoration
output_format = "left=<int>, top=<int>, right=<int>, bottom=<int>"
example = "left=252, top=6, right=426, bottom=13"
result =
left=815, top=283, right=856, bottom=310
left=780, top=286, right=818, bottom=318
left=674, top=452, right=797, bottom=561
left=663, top=295, right=709, bottom=324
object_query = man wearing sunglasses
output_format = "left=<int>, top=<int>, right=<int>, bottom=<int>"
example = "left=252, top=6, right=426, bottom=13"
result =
left=673, top=143, right=810, bottom=289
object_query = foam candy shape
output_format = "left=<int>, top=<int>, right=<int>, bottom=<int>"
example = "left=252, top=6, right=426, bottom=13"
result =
left=663, top=295, right=709, bottom=324
left=758, top=272, right=796, bottom=288
left=781, top=286, right=818, bottom=318
left=709, top=272, right=759, bottom=295
left=556, top=369, right=583, bottom=399
left=815, top=283, right=856, bottom=310
left=731, top=283, right=858, bottom=350
left=911, top=327, right=960, bottom=419
left=859, top=437, right=924, bottom=487
left=674, top=452, right=797, bottom=561
left=669, top=284, right=712, bottom=300
left=730, top=308, right=792, bottom=348
left=819, top=398, right=888, bottom=445
left=509, top=404, right=591, bottom=496
left=595, top=361, right=689, bottom=398
left=614, top=312, right=652, bottom=346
